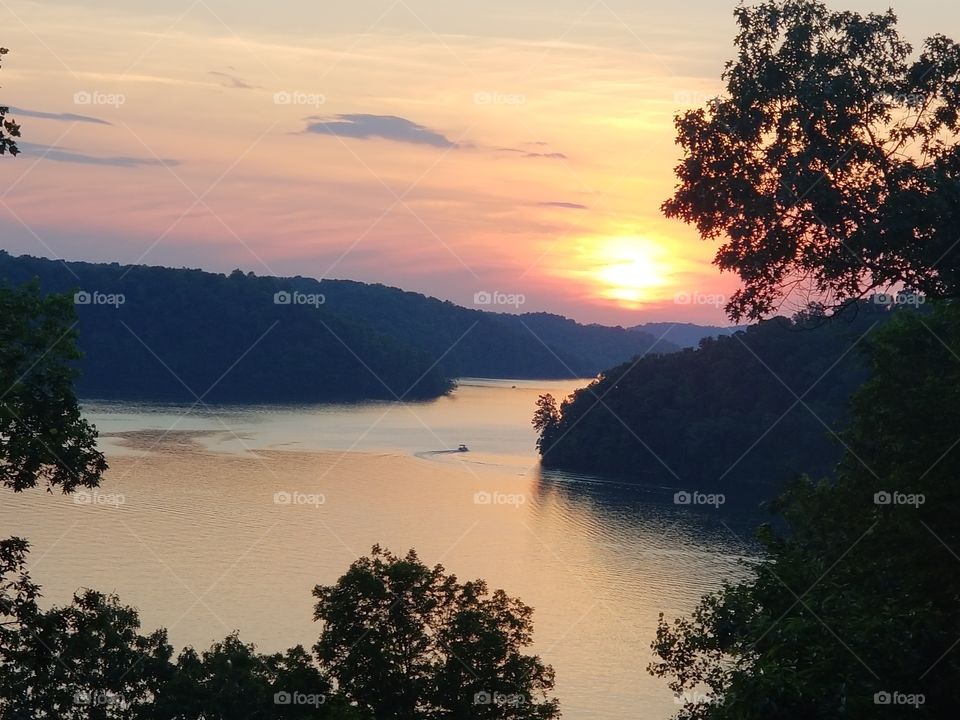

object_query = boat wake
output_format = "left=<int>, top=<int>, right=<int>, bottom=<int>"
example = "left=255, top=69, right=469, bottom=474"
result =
left=414, top=449, right=468, bottom=460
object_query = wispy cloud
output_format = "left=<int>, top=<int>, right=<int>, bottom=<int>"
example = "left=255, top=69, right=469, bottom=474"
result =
left=524, top=151, right=567, bottom=160
left=495, top=144, right=568, bottom=160
left=7, top=107, right=111, bottom=125
left=304, top=114, right=459, bottom=148
left=17, top=142, right=179, bottom=168
left=208, top=70, right=259, bottom=90
left=537, top=201, right=587, bottom=210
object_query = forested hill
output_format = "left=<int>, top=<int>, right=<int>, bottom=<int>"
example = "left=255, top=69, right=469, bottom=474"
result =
left=279, top=275, right=679, bottom=377
left=0, top=252, right=677, bottom=403
left=536, top=306, right=901, bottom=488
left=628, top=322, right=739, bottom=348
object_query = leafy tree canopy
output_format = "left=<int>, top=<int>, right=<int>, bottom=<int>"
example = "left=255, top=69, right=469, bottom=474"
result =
left=313, top=545, right=561, bottom=720
left=664, top=0, right=960, bottom=320
left=0, top=280, right=106, bottom=492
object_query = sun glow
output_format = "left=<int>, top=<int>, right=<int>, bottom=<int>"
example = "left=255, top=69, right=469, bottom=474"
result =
left=589, top=236, right=673, bottom=306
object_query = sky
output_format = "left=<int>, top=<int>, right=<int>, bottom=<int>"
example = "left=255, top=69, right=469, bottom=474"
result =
left=1, top=0, right=959, bottom=325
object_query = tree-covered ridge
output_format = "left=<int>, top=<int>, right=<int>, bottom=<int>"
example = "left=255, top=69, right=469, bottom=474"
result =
left=535, top=304, right=896, bottom=489
left=0, top=251, right=678, bottom=403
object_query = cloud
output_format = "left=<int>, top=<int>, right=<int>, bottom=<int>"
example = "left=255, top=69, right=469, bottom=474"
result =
left=524, top=152, right=568, bottom=159
left=16, top=142, right=179, bottom=168
left=7, top=107, right=111, bottom=125
left=494, top=145, right=568, bottom=160
left=304, top=114, right=459, bottom=148
left=536, top=201, right=588, bottom=210
left=208, top=70, right=258, bottom=90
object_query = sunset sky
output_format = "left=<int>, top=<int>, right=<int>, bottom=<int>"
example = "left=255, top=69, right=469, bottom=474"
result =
left=2, top=0, right=958, bottom=324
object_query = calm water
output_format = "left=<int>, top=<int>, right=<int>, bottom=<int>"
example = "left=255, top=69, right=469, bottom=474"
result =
left=2, top=378, right=763, bottom=719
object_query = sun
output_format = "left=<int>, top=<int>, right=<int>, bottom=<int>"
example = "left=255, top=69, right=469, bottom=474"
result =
left=589, top=236, right=672, bottom=306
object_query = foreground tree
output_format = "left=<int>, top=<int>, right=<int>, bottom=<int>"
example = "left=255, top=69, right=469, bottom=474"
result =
left=651, top=2, right=960, bottom=718
left=664, top=0, right=960, bottom=320
left=0, top=585, right=174, bottom=719
left=151, top=635, right=365, bottom=720
left=313, top=546, right=560, bottom=720
left=650, top=304, right=960, bottom=718
left=0, top=279, right=107, bottom=492
left=1, top=48, right=103, bottom=494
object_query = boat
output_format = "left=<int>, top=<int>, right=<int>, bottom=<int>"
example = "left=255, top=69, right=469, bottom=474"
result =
left=457, top=444, right=469, bottom=452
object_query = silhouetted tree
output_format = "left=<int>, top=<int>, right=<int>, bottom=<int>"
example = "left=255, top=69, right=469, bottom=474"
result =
left=648, top=2, right=960, bottom=717
left=650, top=304, right=960, bottom=719
left=313, top=546, right=560, bottom=720
left=663, top=0, right=960, bottom=320
left=0, top=280, right=107, bottom=492
left=531, top=394, right=561, bottom=454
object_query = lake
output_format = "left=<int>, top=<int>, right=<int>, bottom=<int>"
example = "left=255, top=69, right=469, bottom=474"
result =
left=1, top=378, right=762, bottom=719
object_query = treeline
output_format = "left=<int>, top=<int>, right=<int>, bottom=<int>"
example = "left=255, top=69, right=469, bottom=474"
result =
left=535, top=304, right=900, bottom=489
left=0, top=252, right=677, bottom=403
left=0, top=542, right=559, bottom=720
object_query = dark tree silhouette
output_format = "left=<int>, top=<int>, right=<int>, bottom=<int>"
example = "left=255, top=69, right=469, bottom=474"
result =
left=313, top=546, right=560, bottom=720
left=663, top=0, right=960, bottom=320
left=0, top=280, right=107, bottom=492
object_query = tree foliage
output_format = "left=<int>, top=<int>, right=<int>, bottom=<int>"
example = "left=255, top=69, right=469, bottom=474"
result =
left=2, top=539, right=563, bottom=718
left=313, top=545, right=560, bottom=720
left=664, top=0, right=960, bottom=320
left=0, top=280, right=107, bottom=492
left=649, top=302, right=960, bottom=719
left=531, top=394, right=560, bottom=454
